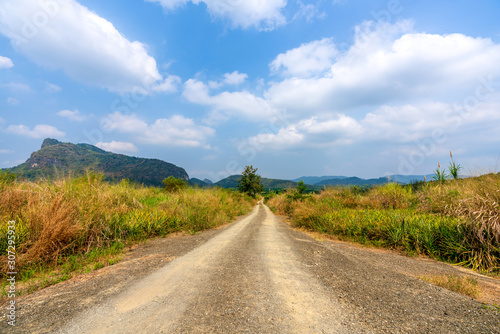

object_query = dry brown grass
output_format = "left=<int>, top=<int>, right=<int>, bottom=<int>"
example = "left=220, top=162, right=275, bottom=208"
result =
left=420, top=274, right=480, bottom=299
left=419, top=173, right=500, bottom=270
left=20, top=194, right=80, bottom=266
left=0, top=174, right=254, bottom=277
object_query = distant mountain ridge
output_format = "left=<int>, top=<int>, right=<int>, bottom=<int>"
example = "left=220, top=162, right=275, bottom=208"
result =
left=197, top=173, right=434, bottom=190
left=293, top=174, right=433, bottom=186
left=7, top=138, right=188, bottom=187
left=213, top=175, right=297, bottom=190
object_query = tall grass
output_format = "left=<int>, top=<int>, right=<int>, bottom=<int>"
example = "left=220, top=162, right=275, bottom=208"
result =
left=0, top=173, right=254, bottom=278
left=268, top=173, right=500, bottom=272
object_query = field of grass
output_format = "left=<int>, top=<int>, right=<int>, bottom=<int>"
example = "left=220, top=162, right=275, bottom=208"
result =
left=267, top=173, right=500, bottom=272
left=0, top=173, right=254, bottom=295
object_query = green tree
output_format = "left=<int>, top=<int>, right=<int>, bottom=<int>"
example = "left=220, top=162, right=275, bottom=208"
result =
left=0, top=170, right=17, bottom=184
left=237, top=165, right=263, bottom=198
left=162, top=176, right=187, bottom=192
left=296, top=180, right=307, bottom=194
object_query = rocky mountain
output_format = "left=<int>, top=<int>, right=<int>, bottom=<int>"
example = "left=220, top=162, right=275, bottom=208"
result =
left=7, top=138, right=189, bottom=187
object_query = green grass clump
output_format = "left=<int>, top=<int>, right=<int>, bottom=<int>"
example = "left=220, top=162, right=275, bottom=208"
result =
left=268, top=173, right=500, bottom=272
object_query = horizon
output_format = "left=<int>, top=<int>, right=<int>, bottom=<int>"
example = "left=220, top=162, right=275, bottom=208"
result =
left=6, top=136, right=447, bottom=182
left=1, top=1, right=500, bottom=181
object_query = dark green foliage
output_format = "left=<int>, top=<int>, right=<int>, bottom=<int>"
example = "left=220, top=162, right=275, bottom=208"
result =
left=163, top=176, right=188, bottom=192
left=296, top=180, right=307, bottom=194
left=0, top=170, right=17, bottom=184
left=6, top=138, right=188, bottom=187
left=237, top=165, right=263, bottom=198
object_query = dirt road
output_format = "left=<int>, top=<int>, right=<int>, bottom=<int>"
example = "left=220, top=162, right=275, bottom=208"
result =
left=3, top=203, right=500, bottom=333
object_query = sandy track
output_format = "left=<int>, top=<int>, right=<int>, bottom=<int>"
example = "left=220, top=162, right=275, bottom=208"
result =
left=3, top=203, right=499, bottom=333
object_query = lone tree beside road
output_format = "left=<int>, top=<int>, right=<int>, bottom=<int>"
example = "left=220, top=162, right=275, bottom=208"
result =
left=238, top=165, right=263, bottom=198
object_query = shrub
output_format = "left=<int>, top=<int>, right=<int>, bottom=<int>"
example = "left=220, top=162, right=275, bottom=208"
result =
left=162, top=176, right=187, bottom=192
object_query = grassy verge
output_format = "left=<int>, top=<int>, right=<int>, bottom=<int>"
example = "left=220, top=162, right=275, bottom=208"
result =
left=419, top=274, right=480, bottom=298
left=267, top=173, right=500, bottom=272
left=0, top=173, right=255, bottom=295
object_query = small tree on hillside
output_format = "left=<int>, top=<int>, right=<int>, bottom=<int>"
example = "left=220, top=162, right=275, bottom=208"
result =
left=162, top=176, right=187, bottom=192
left=296, top=180, right=307, bottom=194
left=237, top=165, right=263, bottom=198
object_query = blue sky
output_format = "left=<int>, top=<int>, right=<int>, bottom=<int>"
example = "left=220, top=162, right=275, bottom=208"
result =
left=1, top=0, right=499, bottom=181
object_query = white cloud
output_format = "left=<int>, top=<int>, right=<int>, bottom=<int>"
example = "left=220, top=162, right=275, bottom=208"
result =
left=151, top=75, right=182, bottom=93
left=0, top=0, right=174, bottom=93
left=250, top=94, right=500, bottom=153
left=223, top=71, right=248, bottom=85
left=0, top=55, right=13, bottom=69
left=266, top=20, right=500, bottom=112
left=1, top=82, right=31, bottom=92
left=247, top=126, right=304, bottom=150
left=57, top=109, right=87, bottom=122
left=270, top=38, right=337, bottom=77
left=147, top=0, right=287, bottom=30
left=103, top=112, right=215, bottom=148
left=96, top=141, right=138, bottom=154
left=6, top=97, right=19, bottom=105
left=6, top=124, right=65, bottom=139
left=292, top=2, right=326, bottom=22
left=0, top=149, right=14, bottom=154
left=183, top=79, right=277, bottom=121
left=246, top=114, right=363, bottom=150
left=44, top=82, right=62, bottom=93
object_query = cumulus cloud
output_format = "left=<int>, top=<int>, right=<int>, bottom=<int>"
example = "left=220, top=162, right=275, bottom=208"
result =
left=6, top=124, right=65, bottom=139
left=270, top=38, right=337, bottom=78
left=103, top=112, right=215, bottom=148
left=249, top=95, right=500, bottom=153
left=96, top=141, right=138, bottom=154
left=0, top=0, right=174, bottom=93
left=247, top=126, right=304, bottom=150
left=147, top=0, right=287, bottom=30
left=0, top=55, right=13, bottom=69
left=246, top=114, right=363, bottom=150
left=223, top=71, right=248, bottom=85
left=57, top=109, right=87, bottom=122
left=183, top=79, right=277, bottom=121
left=266, top=20, right=500, bottom=112
left=151, top=75, right=182, bottom=93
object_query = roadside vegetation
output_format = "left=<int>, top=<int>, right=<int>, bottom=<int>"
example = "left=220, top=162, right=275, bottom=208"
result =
left=0, top=172, right=254, bottom=296
left=267, top=172, right=500, bottom=273
left=419, top=274, right=479, bottom=298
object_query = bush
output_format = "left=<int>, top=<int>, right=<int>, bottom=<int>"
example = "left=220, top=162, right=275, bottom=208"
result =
left=162, top=176, right=187, bottom=192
